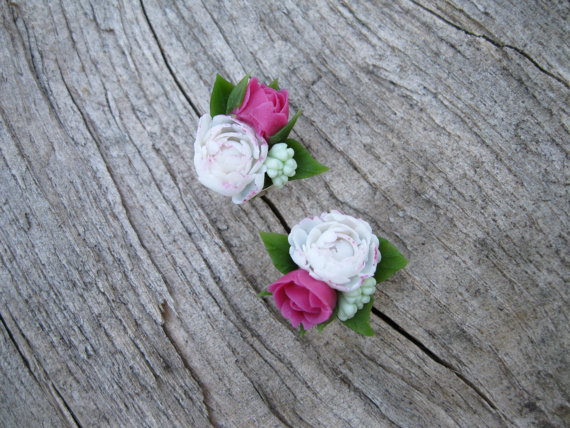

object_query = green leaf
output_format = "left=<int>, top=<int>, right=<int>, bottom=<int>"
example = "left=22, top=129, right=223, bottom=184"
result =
left=269, top=109, right=301, bottom=144
left=226, top=73, right=251, bottom=114
left=256, top=289, right=272, bottom=298
left=286, top=138, right=329, bottom=180
left=341, top=298, right=374, bottom=336
left=374, top=238, right=408, bottom=283
left=268, top=78, right=279, bottom=90
left=259, top=232, right=298, bottom=274
left=299, top=324, right=306, bottom=337
left=317, top=302, right=339, bottom=333
left=210, top=74, right=235, bottom=117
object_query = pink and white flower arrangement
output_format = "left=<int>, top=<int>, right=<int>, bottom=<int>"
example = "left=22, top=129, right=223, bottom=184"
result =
left=259, top=211, right=408, bottom=336
left=194, top=74, right=328, bottom=204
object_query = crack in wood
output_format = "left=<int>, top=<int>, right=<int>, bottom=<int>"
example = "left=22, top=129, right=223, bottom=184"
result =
left=0, top=313, right=82, bottom=427
left=260, top=195, right=291, bottom=233
left=8, top=7, right=71, bottom=138
left=0, top=312, right=32, bottom=373
left=51, top=384, right=83, bottom=428
left=408, top=0, right=569, bottom=89
left=139, top=0, right=202, bottom=117
left=159, top=302, right=217, bottom=428
left=249, top=382, right=295, bottom=428
left=372, top=307, right=501, bottom=414
left=327, top=363, right=404, bottom=427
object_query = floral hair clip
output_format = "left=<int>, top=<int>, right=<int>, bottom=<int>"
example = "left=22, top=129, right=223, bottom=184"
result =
left=194, top=74, right=328, bottom=204
left=258, top=211, right=408, bottom=336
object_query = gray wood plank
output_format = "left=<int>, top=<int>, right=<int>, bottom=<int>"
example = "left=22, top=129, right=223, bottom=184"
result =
left=1, top=0, right=567, bottom=426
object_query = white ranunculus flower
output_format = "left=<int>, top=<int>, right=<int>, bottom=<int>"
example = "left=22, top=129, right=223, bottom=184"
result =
left=194, top=114, right=268, bottom=204
left=288, top=211, right=380, bottom=291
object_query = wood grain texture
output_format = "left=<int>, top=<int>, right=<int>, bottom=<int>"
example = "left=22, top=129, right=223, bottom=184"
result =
left=1, top=0, right=567, bottom=426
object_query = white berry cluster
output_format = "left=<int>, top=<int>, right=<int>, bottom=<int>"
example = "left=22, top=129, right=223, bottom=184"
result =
left=265, top=143, right=297, bottom=188
left=337, top=277, right=376, bottom=321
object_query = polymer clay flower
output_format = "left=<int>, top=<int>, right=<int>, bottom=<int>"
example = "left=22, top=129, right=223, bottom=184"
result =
left=259, top=212, right=407, bottom=336
left=268, top=269, right=336, bottom=330
left=193, top=73, right=327, bottom=204
left=194, top=114, right=267, bottom=204
left=288, top=211, right=380, bottom=291
left=234, top=77, right=289, bottom=139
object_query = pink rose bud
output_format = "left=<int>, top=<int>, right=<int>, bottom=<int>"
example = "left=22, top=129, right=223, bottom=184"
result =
left=233, top=77, right=289, bottom=140
left=267, top=269, right=337, bottom=330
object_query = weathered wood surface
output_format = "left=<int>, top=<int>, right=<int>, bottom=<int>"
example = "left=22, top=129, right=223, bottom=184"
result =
left=1, top=0, right=568, bottom=426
